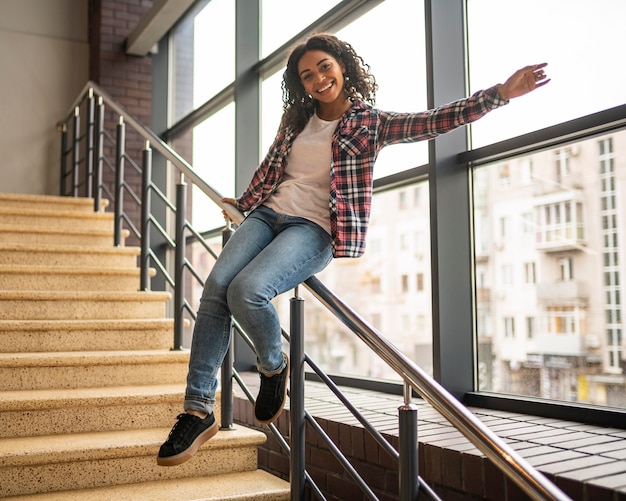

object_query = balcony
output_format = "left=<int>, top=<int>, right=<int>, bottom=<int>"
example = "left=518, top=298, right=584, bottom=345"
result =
left=536, top=280, right=588, bottom=304
left=533, top=331, right=585, bottom=356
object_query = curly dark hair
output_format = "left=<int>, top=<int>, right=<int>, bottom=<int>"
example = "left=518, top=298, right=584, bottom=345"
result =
left=280, top=33, right=377, bottom=132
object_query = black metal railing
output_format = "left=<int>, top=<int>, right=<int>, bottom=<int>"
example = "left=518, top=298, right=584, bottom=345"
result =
left=57, top=81, right=572, bottom=501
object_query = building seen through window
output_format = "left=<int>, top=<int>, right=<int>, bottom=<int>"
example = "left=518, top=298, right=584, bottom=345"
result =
left=473, top=131, right=626, bottom=407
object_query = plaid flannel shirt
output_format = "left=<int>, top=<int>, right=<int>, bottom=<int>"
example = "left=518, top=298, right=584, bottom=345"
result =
left=236, top=86, right=507, bottom=258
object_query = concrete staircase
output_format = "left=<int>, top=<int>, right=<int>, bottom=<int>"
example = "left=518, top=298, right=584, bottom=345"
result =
left=0, top=193, right=289, bottom=500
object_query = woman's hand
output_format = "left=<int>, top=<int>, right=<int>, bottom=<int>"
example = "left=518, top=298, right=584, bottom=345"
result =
left=497, top=63, right=549, bottom=101
left=221, top=197, right=238, bottom=222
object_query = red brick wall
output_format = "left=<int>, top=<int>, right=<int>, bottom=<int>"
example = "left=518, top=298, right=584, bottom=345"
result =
left=89, top=0, right=154, bottom=246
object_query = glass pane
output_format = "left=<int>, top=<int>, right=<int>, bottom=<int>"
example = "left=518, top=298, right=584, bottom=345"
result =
left=261, top=0, right=341, bottom=57
left=467, top=0, right=626, bottom=147
left=170, top=0, right=234, bottom=122
left=473, top=129, right=626, bottom=409
left=275, top=182, right=433, bottom=380
left=191, top=102, right=236, bottom=232
left=193, top=0, right=235, bottom=107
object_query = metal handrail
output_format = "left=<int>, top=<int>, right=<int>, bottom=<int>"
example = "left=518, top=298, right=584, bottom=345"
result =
left=59, top=81, right=571, bottom=500
left=304, top=276, right=570, bottom=500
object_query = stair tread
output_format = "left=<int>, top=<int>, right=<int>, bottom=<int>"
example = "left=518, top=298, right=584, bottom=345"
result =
left=0, top=264, right=142, bottom=276
left=0, top=242, right=139, bottom=254
left=0, top=425, right=267, bottom=466
left=0, top=205, right=113, bottom=219
left=1, top=469, right=290, bottom=501
left=0, top=290, right=170, bottom=300
left=0, top=318, right=173, bottom=330
left=0, top=222, right=115, bottom=236
left=0, top=193, right=99, bottom=206
left=0, top=349, right=189, bottom=367
left=0, top=384, right=186, bottom=411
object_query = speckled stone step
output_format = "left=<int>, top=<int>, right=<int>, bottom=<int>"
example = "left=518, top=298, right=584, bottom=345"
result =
left=0, top=290, right=170, bottom=320
left=0, top=319, right=173, bottom=353
left=0, top=223, right=125, bottom=247
left=0, top=205, right=115, bottom=233
left=0, top=426, right=268, bottom=498
left=0, top=264, right=150, bottom=291
left=0, top=384, right=199, bottom=438
left=0, top=350, right=189, bottom=390
left=0, top=193, right=107, bottom=212
left=0, top=470, right=291, bottom=501
left=0, top=243, right=140, bottom=267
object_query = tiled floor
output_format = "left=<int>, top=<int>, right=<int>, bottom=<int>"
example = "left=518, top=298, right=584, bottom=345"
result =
left=237, top=372, right=626, bottom=499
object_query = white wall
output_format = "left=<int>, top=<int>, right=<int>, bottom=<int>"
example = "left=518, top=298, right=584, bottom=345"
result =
left=0, top=0, right=89, bottom=195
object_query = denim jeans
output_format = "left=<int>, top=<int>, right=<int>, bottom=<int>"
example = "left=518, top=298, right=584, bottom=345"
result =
left=184, top=205, right=333, bottom=414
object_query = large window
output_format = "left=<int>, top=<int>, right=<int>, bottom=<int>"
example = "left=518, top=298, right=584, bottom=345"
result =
left=163, top=0, right=626, bottom=423
left=472, top=130, right=626, bottom=409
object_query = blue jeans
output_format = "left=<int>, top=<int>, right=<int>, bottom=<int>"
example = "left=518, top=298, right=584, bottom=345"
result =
left=184, top=205, right=333, bottom=414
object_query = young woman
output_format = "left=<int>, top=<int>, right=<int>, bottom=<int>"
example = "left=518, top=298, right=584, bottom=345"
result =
left=157, top=33, right=549, bottom=466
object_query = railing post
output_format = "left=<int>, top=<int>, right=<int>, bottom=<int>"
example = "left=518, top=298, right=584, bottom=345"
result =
left=173, top=179, right=186, bottom=351
left=140, top=141, right=152, bottom=291
left=85, top=88, right=95, bottom=198
left=290, top=286, right=306, bottom=501
left=399, top=382, right=419, bottom=501
left=220, top=223, right=235, bottom=430
left=114, top=116, right=125, bottom=246
left=58, top=123, right=67, bottom=196
left=93, top=97, right=104, bottom=212
left=72, top=106, right=81, bottom=197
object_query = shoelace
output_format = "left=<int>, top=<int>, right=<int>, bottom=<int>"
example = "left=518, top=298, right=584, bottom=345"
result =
left=258, top=373, right=280, bottom=402
left=166, top=413, right=197, bottom=441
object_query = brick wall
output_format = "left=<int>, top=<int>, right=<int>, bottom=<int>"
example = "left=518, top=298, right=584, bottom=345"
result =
left=233, top=395, right=498, bottom=501
left=89, top=0, right=154, bottom=246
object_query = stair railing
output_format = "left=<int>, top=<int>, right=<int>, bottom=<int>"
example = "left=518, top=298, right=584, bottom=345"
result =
left=58, top=81, right=571, bottom=501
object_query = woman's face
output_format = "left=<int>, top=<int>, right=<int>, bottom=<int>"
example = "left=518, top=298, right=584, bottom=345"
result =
left=297, top=49, right=346, bottom=107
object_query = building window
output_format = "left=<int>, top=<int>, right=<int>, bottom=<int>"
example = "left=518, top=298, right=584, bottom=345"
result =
left=401, top=274, right=409, bottom=293
left=498, top=164, right=511, bottom=186
left=501, top=264, right=513, bottom=287
left=398, top=190, right=408, bottom=210
left=526, top=316, right=535, bottom=339
left=416, top=273, right=424, bottom=291
left=504, top=317, right=515, bottom=338
left=558, top=257, right=573, bottom=281
left=524, top=262, right=536, bottom=284
left=555, top=148, right=571, bottom=182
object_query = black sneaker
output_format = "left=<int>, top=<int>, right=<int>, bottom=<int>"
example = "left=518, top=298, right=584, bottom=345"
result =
left=255, top=354, right=289, bottom=424
left=157, top=412, right=218, bottom=466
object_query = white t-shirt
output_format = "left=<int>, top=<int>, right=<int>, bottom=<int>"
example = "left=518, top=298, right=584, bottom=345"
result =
left=265, top=113, right=338, bottom=235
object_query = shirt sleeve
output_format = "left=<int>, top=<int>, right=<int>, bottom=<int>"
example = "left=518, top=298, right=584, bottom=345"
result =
left=235, top=130, right=287, bottom=212
left=378, top=85, right=508, bottom=147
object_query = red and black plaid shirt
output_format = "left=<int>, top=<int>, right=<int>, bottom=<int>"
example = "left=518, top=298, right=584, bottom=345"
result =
left=236, top=86, right=507, bottom=258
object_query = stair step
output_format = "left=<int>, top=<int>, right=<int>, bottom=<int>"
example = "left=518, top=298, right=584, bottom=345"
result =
left=0, top=206, right=115, bottom=232
left=0, top=243, right=140, bottom=267
left=0, top=426, right=268, bottom=498
left=0, top=384, right=196, bottom=438
left=0, top=470, right=291, bottom=500
left=0, top=350, right=189, bottom=390
left=0, top=319, right=173, bottom=352
left=0, top=223, right=125, bottom=247
left=0, top=193, right=107, bottom=212
left=0, top=264, right=151, bottom=291
left=0, top=290, right=170, bottom=320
